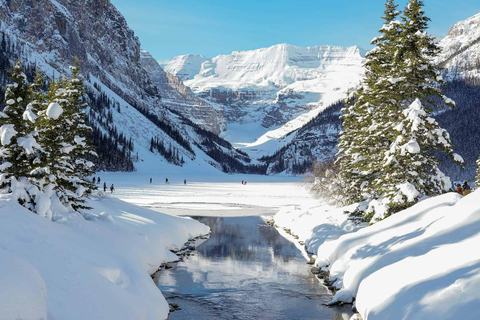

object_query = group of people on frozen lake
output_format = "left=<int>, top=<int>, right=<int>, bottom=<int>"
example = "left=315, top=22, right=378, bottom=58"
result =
left=149, top=178, right=187, bottom=185
left=453, top=180, right=472, bottom=196
left=90, top=177, right=115, bottom=193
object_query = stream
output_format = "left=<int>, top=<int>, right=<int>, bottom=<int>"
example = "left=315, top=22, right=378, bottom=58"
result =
left=154, top=216, right=353, bottom=320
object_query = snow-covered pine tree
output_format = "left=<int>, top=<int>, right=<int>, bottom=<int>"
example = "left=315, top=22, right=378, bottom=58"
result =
left=0, top=61, right=41, bottom=210
left=377, top=0, right=464, bottom=216
left=334, top=0, right=402, bottom=206
left=381, top=98, right=462, bottom=215
left=36, top=60, right=96, bottom=211
left=62, top=60, right=96, bottom=209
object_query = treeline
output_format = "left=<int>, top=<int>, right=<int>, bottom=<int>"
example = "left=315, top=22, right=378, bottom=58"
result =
left=149, top=136, right=185, bottom=166
left=86, top=85, right=135, bottom=171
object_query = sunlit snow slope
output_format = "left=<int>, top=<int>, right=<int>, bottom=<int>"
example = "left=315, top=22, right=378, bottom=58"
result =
left=438, top=12, right=480, bottom=81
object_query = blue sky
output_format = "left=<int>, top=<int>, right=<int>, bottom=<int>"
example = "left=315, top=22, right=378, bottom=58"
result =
left=110, top=0, right=480, bottom=62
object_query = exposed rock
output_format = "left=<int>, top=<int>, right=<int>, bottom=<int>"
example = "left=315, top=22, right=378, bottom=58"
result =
left=140, top=50, right=226, bottom=134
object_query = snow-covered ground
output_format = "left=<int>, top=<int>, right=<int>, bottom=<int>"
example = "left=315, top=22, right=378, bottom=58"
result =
left=272, top=187, right=480, bottom=319
left=0, top=189, right=209, bottom=320
left=103, top=173, right=312, bottom=217
left=5, top=174, right=477, bottom=320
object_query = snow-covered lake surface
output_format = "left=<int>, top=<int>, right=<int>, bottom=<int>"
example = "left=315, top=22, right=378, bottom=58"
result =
left=105, top=173, right=352, bottom=319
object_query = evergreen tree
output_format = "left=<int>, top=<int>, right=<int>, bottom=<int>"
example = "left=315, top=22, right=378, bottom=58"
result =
left=61, top=60, right=96, bottom=208
left=335, top=0, right=402, bottom=205
left=36, top=60, right=96, bottom=212
left=381, top=99, right=462, bottom=214
left=0, top=61, right=41, bottom=210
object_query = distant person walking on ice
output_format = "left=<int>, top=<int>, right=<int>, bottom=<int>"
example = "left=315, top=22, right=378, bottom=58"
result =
left=462, top=181, right=471, bottom=196
left=110, top=184, right=115, bottom=193
left=454, top=184, right=463, bottom=195
left=103, top=181, right=107, bottom=192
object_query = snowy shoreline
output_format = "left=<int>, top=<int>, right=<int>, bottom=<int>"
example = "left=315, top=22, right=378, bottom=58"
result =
left=0, top=193, right=210, bottom=320
left=272, top=190, right=480, bottom=319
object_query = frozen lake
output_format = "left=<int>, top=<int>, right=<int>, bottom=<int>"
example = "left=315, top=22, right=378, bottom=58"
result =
left=108, top=175, right=352, bottom=319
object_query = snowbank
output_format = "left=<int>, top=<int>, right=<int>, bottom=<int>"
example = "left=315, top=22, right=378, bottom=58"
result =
left=273, top=202, right=363, bottom=254
left=0, top=194, right=209, bottom=320
left=313, top=191, right=480, bottom=319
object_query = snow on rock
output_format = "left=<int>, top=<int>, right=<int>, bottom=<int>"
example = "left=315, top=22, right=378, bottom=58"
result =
left=0, top=193, right=210, bottom=320
left=311, top=191, right=480, bottom=319
left=0, top=124, right=17, bottom=145
left=46, top=102, right=63, bottom=120
left=438, top=12, right=480, bottom=81
left=0, top=250, right=47, bottom=320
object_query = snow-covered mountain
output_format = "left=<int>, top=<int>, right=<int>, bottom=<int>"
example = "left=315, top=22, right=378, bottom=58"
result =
left=164, top=44, right=365, bottom=154
left=438, top=12, right=480, bottom=82
left=139, top=50, right=225, bottom=134
left=162, top=54, right=209, bottom=80
left=0, top=0, right=254, bottom=174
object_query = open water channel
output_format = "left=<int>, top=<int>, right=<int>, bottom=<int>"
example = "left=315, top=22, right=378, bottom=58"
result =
left=153, top=216, right=353, bottom=320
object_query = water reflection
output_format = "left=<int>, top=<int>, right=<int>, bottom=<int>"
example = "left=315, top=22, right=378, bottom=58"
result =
left=155, top=216, right=352, bottom=320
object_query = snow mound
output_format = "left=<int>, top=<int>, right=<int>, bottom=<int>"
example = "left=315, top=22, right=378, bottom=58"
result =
left=0, top=250, right=47, bottom=320
left=313, top=191, right=480, bottom=319
left=0, top=193, right=210, bottom=319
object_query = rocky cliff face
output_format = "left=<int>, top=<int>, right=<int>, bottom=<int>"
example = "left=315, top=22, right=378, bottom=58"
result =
left=140, top=50, right=225, bottom=134
left=0, top=0, right=253, bottom=173
left=0, top=0, right=159, bottom=108
left=438, top=12, right=480, bottom=83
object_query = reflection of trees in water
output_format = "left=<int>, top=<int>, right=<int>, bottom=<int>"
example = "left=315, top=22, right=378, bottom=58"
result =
left=193, top=217, right=300, bottom=264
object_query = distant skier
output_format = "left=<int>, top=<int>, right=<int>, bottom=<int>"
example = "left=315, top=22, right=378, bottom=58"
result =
left=103, top=181, right=107, bottom=192
left=462, top=181, right=471, bottom=196
left=184, top=179, right=187, bottom=185
left=97, top=177, right=101, bottom=184
left=92, top=177, right=96, bottom=184
left=241, top=180, right=244, bottom=185
left=150, top=178, right=152, bottom=184
left=110, top=184, right=115, bottom=193
left=165, top=178, right=169, bottom=184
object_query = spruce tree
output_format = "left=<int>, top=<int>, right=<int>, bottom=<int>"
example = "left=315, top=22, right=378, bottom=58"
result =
left=60, top=60, right=96, bottom=209
left=335, top=0, right=402, bottom=205
left=36, top=60, right=96, bottom=211
left=377, top=0, right=463, bottom=215
left=0, top=61, right=41, bottom=209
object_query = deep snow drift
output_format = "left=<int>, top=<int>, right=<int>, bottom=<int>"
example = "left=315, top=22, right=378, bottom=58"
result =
left=273, top=188, right=480, bottom=319
left=0, top=191, right=209, bottom=320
